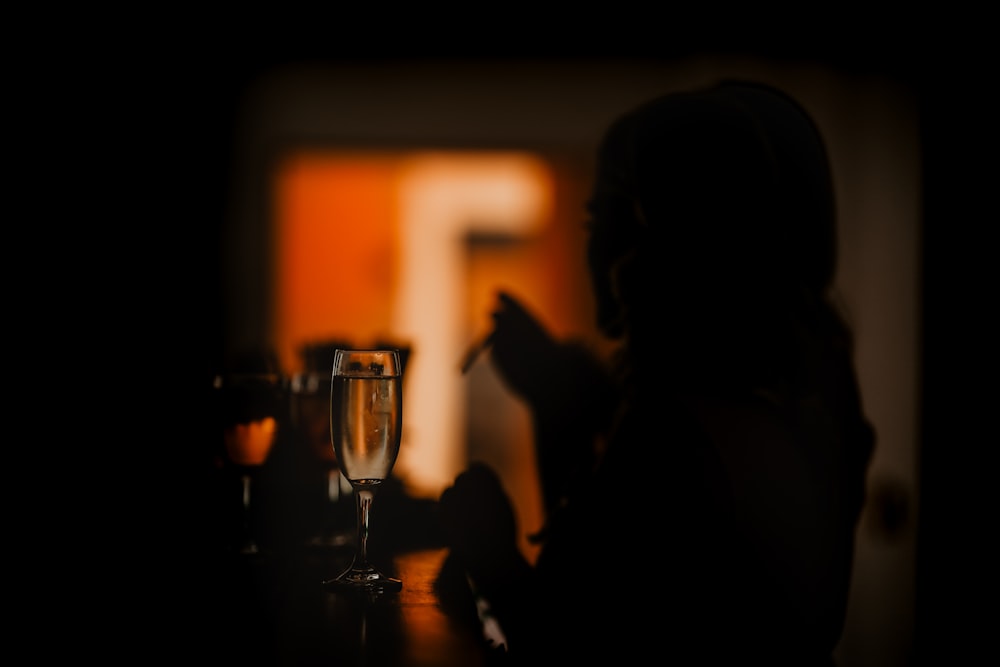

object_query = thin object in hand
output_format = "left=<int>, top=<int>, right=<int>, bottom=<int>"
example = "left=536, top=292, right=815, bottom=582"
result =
left=459, top=332, right=494, bottom=374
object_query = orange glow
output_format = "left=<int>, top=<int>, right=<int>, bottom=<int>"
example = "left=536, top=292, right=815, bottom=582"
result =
left=223, top=417, right=278, bottom=466
left=390, top=153, right=555, bottom=499
left=395, top=549, right=486, bottom=658
left=274, top=153, right=400, bottom=375
left=272, top=150, right=598, bottom=562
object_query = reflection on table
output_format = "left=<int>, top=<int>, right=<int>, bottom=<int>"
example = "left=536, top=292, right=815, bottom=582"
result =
left=197, top=544, right=496, bottom=666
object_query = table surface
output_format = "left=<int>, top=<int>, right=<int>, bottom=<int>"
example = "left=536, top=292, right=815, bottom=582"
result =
left=192, top=543, right=497, bottom=666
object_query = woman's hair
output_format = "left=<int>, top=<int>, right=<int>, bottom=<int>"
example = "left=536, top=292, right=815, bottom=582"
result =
left=586, top=80, right=850, bottom=391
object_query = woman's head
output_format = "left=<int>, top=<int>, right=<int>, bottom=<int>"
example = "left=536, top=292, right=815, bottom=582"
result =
left=585, top=81, right=836, bottom=341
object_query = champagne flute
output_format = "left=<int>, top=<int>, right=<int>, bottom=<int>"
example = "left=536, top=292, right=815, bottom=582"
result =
left=323, top=348, right=404, bottom=593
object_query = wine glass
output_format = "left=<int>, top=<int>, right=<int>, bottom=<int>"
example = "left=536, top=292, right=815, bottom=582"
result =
left=323, top=348, right=404, bottom=593
left=214, top=370, right=283, bottom=556
left=289, top=368, right=354, bottom=550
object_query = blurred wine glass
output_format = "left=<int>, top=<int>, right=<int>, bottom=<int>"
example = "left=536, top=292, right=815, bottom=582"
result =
left=213, top=359, right=284, bottom=556
left=290, top=367, right=354, bottom=551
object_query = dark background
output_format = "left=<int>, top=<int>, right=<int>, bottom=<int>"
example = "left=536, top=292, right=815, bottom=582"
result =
left=40, top=16, right=988, bottom=664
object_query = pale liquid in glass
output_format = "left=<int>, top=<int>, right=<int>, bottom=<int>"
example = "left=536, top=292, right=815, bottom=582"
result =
left=331, top=375, right=402, bottom=484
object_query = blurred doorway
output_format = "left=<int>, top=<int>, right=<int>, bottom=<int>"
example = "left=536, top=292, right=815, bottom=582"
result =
left=272, top=149, right=601, bottom=560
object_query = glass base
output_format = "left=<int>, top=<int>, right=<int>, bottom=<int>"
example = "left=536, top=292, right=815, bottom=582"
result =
left=323, top=564, right=402, bottom=594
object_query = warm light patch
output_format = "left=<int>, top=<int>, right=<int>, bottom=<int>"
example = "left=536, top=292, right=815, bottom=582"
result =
left=274, top=153, right=400, bottom=374
left=391, top=153, right=554, bottom=497
left=273, top=150, right=576, bottom=560
left=223, top=417, right=278, bottom=466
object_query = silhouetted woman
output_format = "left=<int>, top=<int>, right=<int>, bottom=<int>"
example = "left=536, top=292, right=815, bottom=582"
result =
left=438, top=80, right=875, bottom=666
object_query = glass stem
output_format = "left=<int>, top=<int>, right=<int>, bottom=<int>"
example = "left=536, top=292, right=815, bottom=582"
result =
left=240, top=473, right=258, bottom=554
left=328, top=469, right=340, bottom=503
left=354, top=488, right=374, bottom=569
left=242, top=474, right=252, bottom=511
